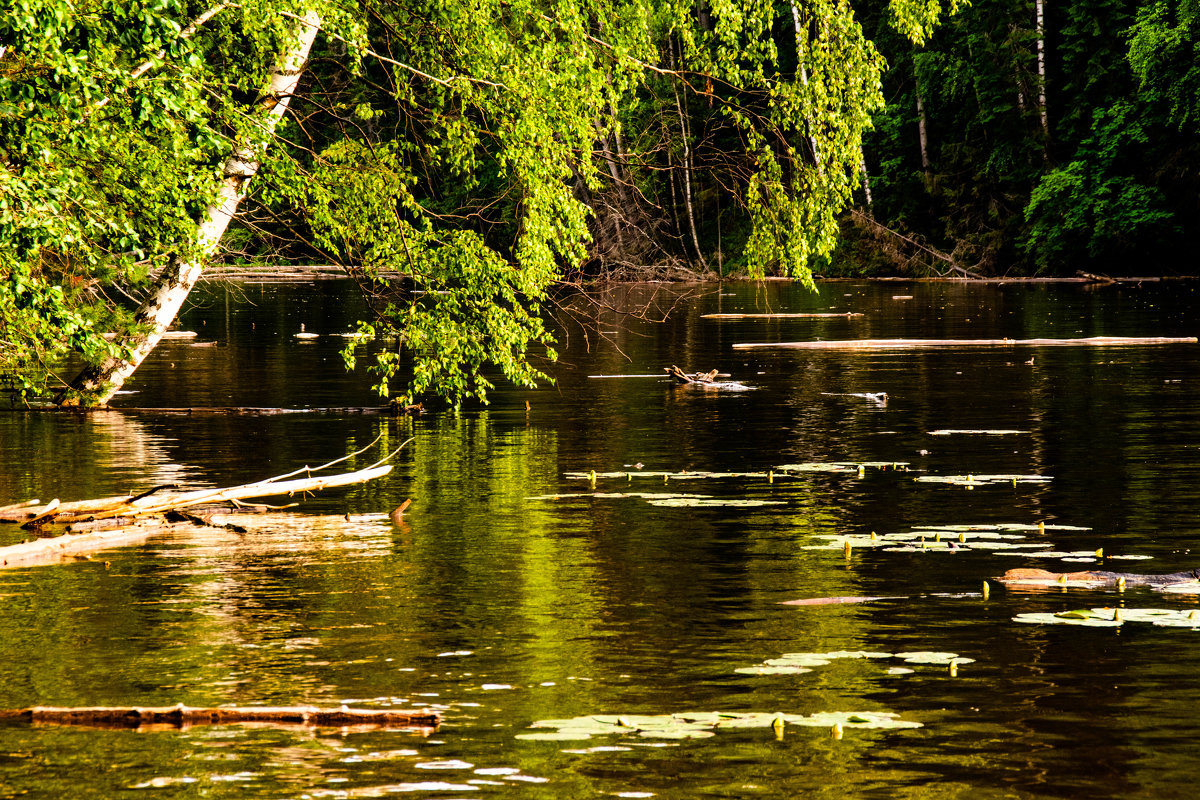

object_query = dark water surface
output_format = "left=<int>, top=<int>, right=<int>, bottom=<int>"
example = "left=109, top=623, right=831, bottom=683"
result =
left=2, top=280, right=1200, bottom=799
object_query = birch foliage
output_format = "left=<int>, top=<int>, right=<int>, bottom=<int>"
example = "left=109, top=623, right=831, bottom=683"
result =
left=1, top=0, right=957, bottom=406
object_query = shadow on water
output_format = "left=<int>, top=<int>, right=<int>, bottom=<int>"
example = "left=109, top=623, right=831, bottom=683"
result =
left=1, top=279, right=1199, bottom=798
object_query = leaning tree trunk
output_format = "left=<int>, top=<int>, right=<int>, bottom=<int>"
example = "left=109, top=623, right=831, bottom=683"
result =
left=59, top=11, right=322, bottom=407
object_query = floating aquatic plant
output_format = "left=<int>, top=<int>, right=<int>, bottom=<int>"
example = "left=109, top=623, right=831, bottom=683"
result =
left=517, top=710, right=921, bottom=742
left=735, top=650, right=974, bottom=676
left=801, top=523, right=1144, bottom=565
left=644, top=497, right=784, bottom=508
left=526, top=492, right=783, bottom=509
left=915, top=474, right=1051, bottom=486
left=928, top=429, right=1028, bottom=436
left=1013, top=607, right=1200, bottom=628
left=775, top=462, right=910, bottom=474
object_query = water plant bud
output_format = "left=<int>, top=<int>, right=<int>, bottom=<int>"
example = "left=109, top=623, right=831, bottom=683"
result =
left=1057, top=574, right=1068, bottom=584
left=982, top=581, right=990, bottom=600
left=844, top=541, right=853, bottom=559
left=1038, top=521, right=1045, bottom=532
left=1117, top=577, right=1126, bottom=592
left=958, top=532, right=967, bottom=543
left=1113, top=608, right=1123, bottom=622
left=870, top=531, right=877, bottom=541
left=831, top=723, right=843, bottom=740
left=949, top=661, right=958, bottom=677
left=768, top=470, right=774, bottom=483
left=1094, top=547, right=1104, bottom=558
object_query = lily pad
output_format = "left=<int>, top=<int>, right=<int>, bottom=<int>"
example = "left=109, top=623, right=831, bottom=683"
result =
left=645, top=498, right=786, bottom=508
left=527, top=492, right=708, bottom=501
left=775, top=462, right=909, bottom=473
left=1013, top=607, right=1200, bottom=628
left=1158, top=581, right=1200, bottom=595
left=915, top=474, right=1051, bottom=486
left=519, top=709, right=921, bottom=742
left=928, top=429, right=1029, bottom=436
left=733, top=665, right=814, bottom=675
left=737, top=650, right=973, bottom=675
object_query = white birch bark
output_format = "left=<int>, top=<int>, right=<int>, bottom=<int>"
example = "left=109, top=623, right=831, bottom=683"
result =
left=62, top=12, right=321, bottom=406
left=789, top=2, right=823, bottom=172
left=1036, top=0, right=1049, bottom=136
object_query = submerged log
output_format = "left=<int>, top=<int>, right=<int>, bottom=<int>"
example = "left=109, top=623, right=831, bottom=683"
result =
left=0, top=705, right=440, bottom=730
left=701, top=312, right=864, bottom=319
left=998, top=567, right=1200, bottom=588
left=733, top=336, right=1199, bottom=350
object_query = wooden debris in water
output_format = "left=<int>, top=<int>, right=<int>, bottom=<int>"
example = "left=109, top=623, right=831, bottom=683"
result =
left=0, top=705, right=440, bottom=730
left=666, top=365, right=719, bottom=384
left=701, top=312, right=864, bottom=319
left=733, top=336, right=1198, bottom=350
left=778, top=596, right=905, bottom=606
left=0, top=438, right=410, bottom=568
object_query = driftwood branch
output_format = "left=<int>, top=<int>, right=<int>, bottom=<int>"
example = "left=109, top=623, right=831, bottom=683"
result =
left=665, top=365, right=720, bottom=384
left=733, top=336, right=1199, bottom=350
left=0, top=440, right=410, bottom=568
left=0, top=705, right=439, bottom=731
left=701, top=312, right=864, bottom=320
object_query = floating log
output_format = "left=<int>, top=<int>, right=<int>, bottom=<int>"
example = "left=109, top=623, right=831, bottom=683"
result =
left=0, top=521, right=178, bottom=568
left=0, top=464, right=392, bottom=526
left=701, top=312, right=863, bottom=319
left=0, top=705, right=440, bottom=730
left=733, top=336, right=1199, bottom=350
left=1, top=438, right=409, bottom=567
left=997, top=567, right=1200, bottom=588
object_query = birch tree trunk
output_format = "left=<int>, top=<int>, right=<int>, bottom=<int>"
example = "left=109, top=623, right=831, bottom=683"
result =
left=59, top=12, right=322, bottom=407
left=916, top=89, right=931, bottom=178
left=1036, top=0, right=1049, bottom=137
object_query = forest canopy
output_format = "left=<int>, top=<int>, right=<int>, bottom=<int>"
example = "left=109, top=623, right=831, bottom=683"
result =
left=2, top=0, right=1191, bottom=407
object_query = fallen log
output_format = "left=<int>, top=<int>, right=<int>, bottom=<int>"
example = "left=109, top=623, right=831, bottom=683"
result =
left=0, top=437, right=410, bottom=567
left=0, top=704, right=440, bottom=730
left=701, top=312, right=864, bottom=319
left=0, top=520, right=172, bottom=568
left=997, top=567, right=1200, bottom=588
left=1, top=465, right=392, bottom=526
left=733, top=336, right=1199, bottom=350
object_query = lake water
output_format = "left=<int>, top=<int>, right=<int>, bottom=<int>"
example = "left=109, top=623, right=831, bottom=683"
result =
left=1, top=279, right=1199, bottom=799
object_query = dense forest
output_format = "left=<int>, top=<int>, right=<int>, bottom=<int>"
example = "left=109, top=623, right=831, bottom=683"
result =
left=1, top=0, right=1196, bottom=407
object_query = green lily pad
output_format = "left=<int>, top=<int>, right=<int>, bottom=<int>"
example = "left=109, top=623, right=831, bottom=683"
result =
left=516, top=731, right=596, bottom=741
left=915, top=474, right=1052, bottom=486
left=527, top=492, right=708, bottom=501
left=1009, top=607, right=1200, bottom=627
left=928, top=429, right=1029, bottom=436
left=737, top=650, right=974, bottom=675
left=734, top=665, right=814, bottom=675
left=520, top=710, right=921, bottom=741
left=775, top=462, right=910, bottom=473
left=646, top=498, right=786, bottom=508
left=1158, top=582, right=1200, bottom=595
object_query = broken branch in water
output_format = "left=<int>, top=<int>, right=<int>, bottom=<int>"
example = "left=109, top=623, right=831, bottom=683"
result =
left=733, top=336, right=1199, bottom=350
left=701, top=312, right=864, bottom=319
left=0, top=704, right=440, bottom=731
left=0, top=439, right=412, bottom=567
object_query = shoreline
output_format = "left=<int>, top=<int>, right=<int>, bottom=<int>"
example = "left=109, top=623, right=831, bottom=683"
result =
left=198, top=264, right=1199, bottom=285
